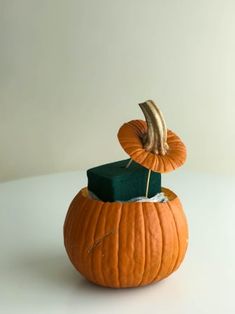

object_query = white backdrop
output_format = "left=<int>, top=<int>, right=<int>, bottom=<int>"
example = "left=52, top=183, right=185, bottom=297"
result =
left=1, top=0, right=235, bottom=181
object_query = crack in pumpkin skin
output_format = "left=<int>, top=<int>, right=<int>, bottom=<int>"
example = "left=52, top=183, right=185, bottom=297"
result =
left=91, top=202, right=110, bottom=286
left=88, top=230, right=115, bottom=254
left=64, top=187, right=188, bottom=288
left=79, top=197, right=97, bottom=282
left=83, top=201, right=104, bottom=283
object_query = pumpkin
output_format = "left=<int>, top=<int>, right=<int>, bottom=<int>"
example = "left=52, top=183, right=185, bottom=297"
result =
left=118, top=100, right=187, bottom=173
left=64, top=100, right=188, bottom=288
left=64, top=187, right=188, bottom=288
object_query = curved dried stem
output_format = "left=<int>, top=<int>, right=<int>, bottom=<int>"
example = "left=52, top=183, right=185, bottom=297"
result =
left=139, top=100, right=169, bottom=155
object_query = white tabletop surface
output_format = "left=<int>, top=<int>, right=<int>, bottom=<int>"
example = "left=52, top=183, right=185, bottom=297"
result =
left=0, top=169, right=235, bottom=314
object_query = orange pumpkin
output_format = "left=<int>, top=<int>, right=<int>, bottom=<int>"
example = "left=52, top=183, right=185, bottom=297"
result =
left=64, top=100, right=188, bottom=288
left=118, top=100, right=187, bottom=173
left=64, top=187, right=188, bottom=288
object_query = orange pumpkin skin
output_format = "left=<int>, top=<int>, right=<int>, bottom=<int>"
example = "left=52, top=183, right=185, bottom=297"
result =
left=118, top=120, right=187, bottom=173
left=64, top=187, right=188, bottom=288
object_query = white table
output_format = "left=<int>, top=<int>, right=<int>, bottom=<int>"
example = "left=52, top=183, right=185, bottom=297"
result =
left=0, top=170, right=234, bottom=314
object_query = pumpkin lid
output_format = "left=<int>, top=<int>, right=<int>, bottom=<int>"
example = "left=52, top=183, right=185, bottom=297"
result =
left=117, top=100, right=187, bottom=173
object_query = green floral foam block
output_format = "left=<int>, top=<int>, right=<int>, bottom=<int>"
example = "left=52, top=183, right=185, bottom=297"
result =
left=87, top=159, right=161, bottom=202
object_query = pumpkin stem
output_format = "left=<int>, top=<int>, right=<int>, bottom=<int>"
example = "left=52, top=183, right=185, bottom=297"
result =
left=139, top=100, right=169, bottom=155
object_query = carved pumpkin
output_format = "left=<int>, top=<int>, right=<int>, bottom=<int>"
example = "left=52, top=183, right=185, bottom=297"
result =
left=64, top=100, right=188, bottom=288
left=64, top=187, right=188, bottom=288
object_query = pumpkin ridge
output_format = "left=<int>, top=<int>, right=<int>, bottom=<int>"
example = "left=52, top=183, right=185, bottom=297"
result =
left=152, top=153, right=159, bottom=171
left=128, top=148, right=145, bottom=159
left=165, top=155, right=177, bottom=172
left=116, top=203, right=123, bottom=288
left=63, top=196, right=76, bottom=244
left=63, top=196, right=76, bottom=249
left=135, top=150, right=150, bottom=165
left=87, top=201, right=104, bottom=283
left=138, top=202, right=147, bottom=286
left=165, top=153, right=178, bottom=171
left=166, top=202, right=180, bottom=274
left=169, top=140, right=185, bottom=148
left=148, top=202, right=163, bottom=282
left=129, top=119, right=146, bottom=136
left=160, top=205, right=175, bottom=277
left=133, top=202, right=136, bottom=285
left=161, top=155, right=172, bottom=172
left=151, top=203, right=164, bottom=283
left=126, top=202, right=137, bottom=286
left=142, top=154, right=156, bottom=174
left=100, top=203, right=111, bottom=286
left=168, top=137, right=184, bottom=146
left=101, top=202, right=122, bottom=287
left=164, top=154, right=176, bottom=171
left=75, top=194, right=91, bottom=230
left=68, top=196, right=89, bottom=260
left=156, top=155, right=164, bottom=172
left=119, top=137, right=139, bottom=144
left=81, top=198, right=99, bottom=282
left=122, top=143, right=141, bottom=150
left=65, top=195, right=82, bottom=248
left=72, top=197, right=93, bottom=280
left=92, top=202, right=108, bottom=285
left=171, top=200, right=188, bottom=271
left=133, top=119, right=146, bottom=129
left=65, top=195, right=88, bottom=265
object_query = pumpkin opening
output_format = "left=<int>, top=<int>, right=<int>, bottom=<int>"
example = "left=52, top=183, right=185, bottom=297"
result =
left=81, top=186, right=177, bottom=203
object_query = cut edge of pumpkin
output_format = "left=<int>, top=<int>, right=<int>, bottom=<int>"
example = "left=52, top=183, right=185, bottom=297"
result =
left=80, top=186, right=177, bottom=203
